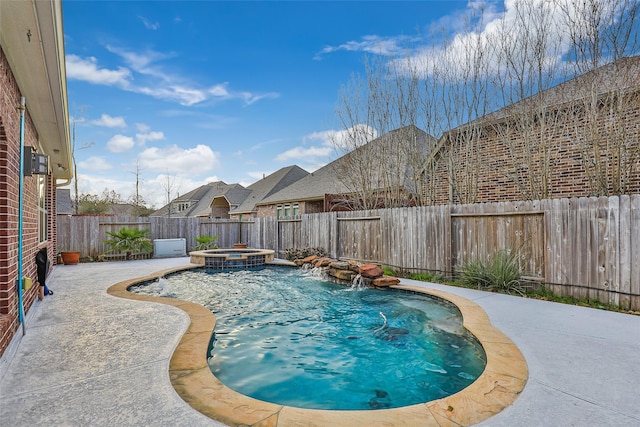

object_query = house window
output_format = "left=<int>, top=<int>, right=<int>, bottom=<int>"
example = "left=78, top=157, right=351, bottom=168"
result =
left=284, top=204, right=291, bottom=217
left=176, top=202, right=189, bottom=212
left=276, top=205, right=282, bottom=218
left=293, top=203, right=300, bottom=215
left=38, top=175, right=47, bottom=243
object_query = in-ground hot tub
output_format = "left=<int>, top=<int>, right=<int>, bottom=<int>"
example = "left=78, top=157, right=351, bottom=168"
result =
left=190, top=248, right=275, bottom=269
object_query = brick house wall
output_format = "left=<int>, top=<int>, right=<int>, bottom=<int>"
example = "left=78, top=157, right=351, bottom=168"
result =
left=0, top=45, right=57, bottom=358
left=425, top=89, right=640, bottom=205
left=255, top=200, right=325, bottom=218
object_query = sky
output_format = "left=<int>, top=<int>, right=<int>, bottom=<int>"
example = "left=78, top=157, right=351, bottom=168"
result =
left=63, top=0, right=498, bottom=208
left=72, top=0, right=640, bottom=210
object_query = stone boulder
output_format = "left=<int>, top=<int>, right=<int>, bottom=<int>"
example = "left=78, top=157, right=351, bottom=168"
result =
left=301, top=255, right=319, bottom=264
left=314, top=257, right=335, bottom=267
left=330, top=261, right=350, bottom=270
left=347, top=260, right=361, bottom=272
left=329, top=268, right=357, bottom=282
left=372, top=276, right=400, bottom=287
left=359, top=264, right=384, bottom=279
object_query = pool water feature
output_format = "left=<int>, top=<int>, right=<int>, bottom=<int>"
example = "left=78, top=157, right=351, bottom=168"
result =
left=130, top=267, right=486, bottom=410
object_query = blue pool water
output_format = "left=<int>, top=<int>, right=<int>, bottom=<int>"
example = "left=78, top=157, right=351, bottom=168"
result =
left=130, top=267, right=486, bottom=410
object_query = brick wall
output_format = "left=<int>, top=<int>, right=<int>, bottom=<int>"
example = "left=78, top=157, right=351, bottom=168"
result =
left=427, top=91, right=640, bottom=204
left=0, top=45, right=56, bottom=358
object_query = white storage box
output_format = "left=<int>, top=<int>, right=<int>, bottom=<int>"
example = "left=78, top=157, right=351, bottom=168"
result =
left=153, top=238, right=186, bottom=258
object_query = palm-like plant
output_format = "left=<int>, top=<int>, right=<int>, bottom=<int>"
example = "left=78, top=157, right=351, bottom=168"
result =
left=104, top=227, right=152, bottom=260
left=194, top=235, right=218, bottom=250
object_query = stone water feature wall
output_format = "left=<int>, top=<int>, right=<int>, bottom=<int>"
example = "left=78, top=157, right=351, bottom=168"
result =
left=293, top=255, right=400, bottom=287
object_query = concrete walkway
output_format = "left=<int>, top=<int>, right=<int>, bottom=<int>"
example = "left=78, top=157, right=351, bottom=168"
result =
left=1, top=258, right=639, bottom=426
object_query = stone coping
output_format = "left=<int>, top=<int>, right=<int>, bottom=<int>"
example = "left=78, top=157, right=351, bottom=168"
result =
left=107, top=265, right=528, bottom=427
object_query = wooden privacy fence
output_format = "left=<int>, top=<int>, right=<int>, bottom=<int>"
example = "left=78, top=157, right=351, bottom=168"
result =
left=57, top=195, right=640, bottom=310
left=56, top=216, right=251, bottom=259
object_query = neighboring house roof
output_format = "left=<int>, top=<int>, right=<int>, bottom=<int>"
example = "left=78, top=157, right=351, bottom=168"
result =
left=0, top=0, right=72, bottom=180
left=258, top=126, right=434, bottom=206
left=150, top=181, right=237, bottom=217
left=211, top=184, right=253, bottom=213
left=426, top=55, right=640, bottom=165
left=460, top=56, right=640, bottom=130
left=56, top=188, right=73, bottom=214
left=230, top=165, right=309, bottom=214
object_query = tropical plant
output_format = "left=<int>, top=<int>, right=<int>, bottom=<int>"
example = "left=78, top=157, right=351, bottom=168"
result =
left=194, top=235, right=218, bottom=250
left=103, top=227, right=152, bottom=260
left=456, top=250, right=527, bottom=295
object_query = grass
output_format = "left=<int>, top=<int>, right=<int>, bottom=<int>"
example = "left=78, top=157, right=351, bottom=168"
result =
left=384, top=256, right=639, bottom=315
left=382, top=266, right=445, bottom=284
left=526, top=286, right=638, bottom=314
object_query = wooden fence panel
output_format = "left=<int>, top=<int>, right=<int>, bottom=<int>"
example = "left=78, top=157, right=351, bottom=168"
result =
left=278, top=219, right=302, bottom=254
left=336, top=211, right=381, bottom=262
left=630, top=196, right=640, bottom=311
left=250, top=217, right=277, bottom=252
left=451, top=203, right=545, bottom=280
left=56, top=195, right=639, bottom=309
left=619, top=195, right=631, bottom=309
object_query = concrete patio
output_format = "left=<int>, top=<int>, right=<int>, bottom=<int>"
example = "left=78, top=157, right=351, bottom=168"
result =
left=1, top=257, right=638, bottom=426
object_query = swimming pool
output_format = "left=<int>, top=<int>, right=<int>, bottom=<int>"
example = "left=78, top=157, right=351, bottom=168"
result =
left=130, top=266, right=486, bottom=410
left=111, top=263, right=527, bottom=425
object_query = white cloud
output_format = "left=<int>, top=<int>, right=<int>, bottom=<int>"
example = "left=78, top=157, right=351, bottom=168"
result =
left=275, top=146, right=333, bottom=162
left=138, top=144, right=220, bottom=174
left=139, top=16, right=159, bottom=30
left=66, top=54, right=132, bottom=86
left=91, top=114, right=127, bottom=128
left=315, top=35, right=415, bottom=60
left=247, top=171, right=271, bottom=181
left=137, top=84, right=207, bottom=106
left=136, top=130, right=165, bottom=145
left=241, top=91, right=280, bottom=106
left=68, top=46, right=279, bottom=107
left=73, top=173, right=135, bottom=202
left=145, top=174, right=221, bottom=208
left=74, top=171, right=215, bottom=209
left=105, top=45, right=279, bottom=107
left=275, top=125, right=378, bottom=164
left=209, top=84, right=230, bottom=98
left=393, top=0, right=631, bottom=81
left=107, top=134, right=136, bottom=152
left=76, top=156, right=112, bottom=171
left=106, top=45, right=171, bottom=78
left=136, top=123, right=150, bottom=132
left=303, top=125, right=378, bottom=150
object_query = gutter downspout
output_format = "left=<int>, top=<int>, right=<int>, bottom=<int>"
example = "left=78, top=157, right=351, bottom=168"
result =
left=17, top=96, right=26, bottom=336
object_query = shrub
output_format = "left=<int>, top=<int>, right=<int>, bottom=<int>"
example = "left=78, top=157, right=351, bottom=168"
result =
left=456, top=250, right=527, bottom=295
left=282, top=247, right=327, bottom=261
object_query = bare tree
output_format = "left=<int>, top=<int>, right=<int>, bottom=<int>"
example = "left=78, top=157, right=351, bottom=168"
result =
left=437, top=5, right=496, bottom=204
left=560, top=0, right=640, bottom=195
left=70, top=110, right=94, bottom=213
left=333, top=53, right=429, bottom=210
left=127, top=159, right=151, bottom=216
left=160, top=173, right=181, bottom=219
left=489, top=0, right=568, bottom=200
